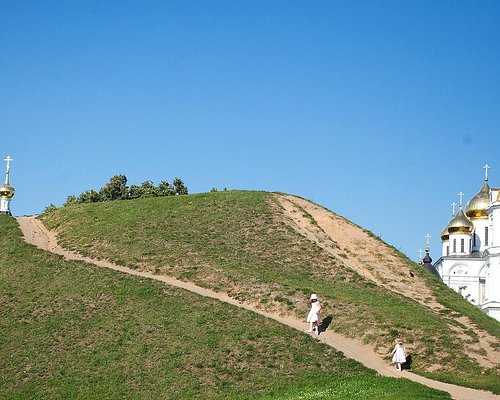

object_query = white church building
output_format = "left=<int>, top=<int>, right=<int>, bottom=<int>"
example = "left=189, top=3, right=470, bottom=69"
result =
left=433, top=164, right=500, bottom=322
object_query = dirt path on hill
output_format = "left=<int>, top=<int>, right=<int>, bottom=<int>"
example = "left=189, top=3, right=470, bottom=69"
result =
left=16, top=216, right=500, bottom=400
left=275, top=194, right=441, bottom=305
left=275, top=194, right=500, bottom=369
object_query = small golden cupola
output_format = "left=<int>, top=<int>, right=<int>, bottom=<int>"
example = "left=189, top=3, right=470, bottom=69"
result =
left=447, top=192, right=473, bottom=235
left=0, top=156, right=15, bottom=216
left=465, top=163, right=491, bottom=220
left=0, top=182, right=15, bottom=199
left=447, top=208, right=474, bottom=234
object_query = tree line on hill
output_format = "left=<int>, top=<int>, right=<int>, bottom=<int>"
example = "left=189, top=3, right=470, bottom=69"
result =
left=44, top=175, right=188, bottom=213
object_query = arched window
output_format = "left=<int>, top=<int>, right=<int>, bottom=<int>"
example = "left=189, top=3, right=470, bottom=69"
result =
left=461, top=238, right=465, bottom=253
left=485, top=227, right=489, bottom=247
left=453, top=239, right=456, bottom=253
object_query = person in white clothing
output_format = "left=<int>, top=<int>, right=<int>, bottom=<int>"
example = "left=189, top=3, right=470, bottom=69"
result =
left=391, top=338, right=407, bottom=371
left=306, top=293, right=321, bottom=335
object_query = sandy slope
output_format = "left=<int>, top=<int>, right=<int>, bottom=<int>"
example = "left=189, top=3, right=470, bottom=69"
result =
left=276, top=194, right=499, bottom=369
left=16, top=215, right=500, bottom=400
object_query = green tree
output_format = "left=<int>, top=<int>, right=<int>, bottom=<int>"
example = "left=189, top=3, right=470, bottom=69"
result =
left=62, top=175, right=188, bottom=206
left=77, top=189, right=101, bottom=203
left=157, top=180, right=176, bottom=197
left=99, top=175, right=129, bottom=201
left=140, top=181, right=158, bottom=198
left=173, top=177, right=188, bottom=195
left=128, top=184, right=143, bottom=199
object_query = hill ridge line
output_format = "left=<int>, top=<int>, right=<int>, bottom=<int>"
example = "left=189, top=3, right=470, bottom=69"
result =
left=15, top=215, right=500, bottom=400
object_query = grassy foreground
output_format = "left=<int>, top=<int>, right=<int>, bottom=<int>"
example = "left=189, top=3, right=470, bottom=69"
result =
left=40, top=191, right=500, bottom=393
left=0, top=216, right=449, bottom=399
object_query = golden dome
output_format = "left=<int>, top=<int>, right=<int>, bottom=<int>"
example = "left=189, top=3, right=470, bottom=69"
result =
left=447, top=208, right=473, bottom=234
left=465, top=180, right=490, bottom=219
left=0, top=183, right=15, bottom=199
left=441, top=224, right=449, bottom=241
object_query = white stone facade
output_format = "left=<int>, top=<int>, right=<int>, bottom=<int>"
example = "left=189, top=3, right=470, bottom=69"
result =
left=434, top=174, right=500, bottom=322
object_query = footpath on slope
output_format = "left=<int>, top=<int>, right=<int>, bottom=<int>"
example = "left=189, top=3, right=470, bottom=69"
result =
left=276, top=194, right=499, bottom=369
left=16, top=216, right=500, bottom=400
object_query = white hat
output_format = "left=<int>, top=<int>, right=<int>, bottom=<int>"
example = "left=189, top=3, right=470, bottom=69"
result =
left=310, top=293, right=318, bottom=300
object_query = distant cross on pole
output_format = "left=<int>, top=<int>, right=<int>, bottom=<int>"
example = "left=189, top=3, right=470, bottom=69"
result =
left=458, top=192, right=464, bottom=208
left=418, top=248, right=424, bottom=260
left=451, top=202, right=456, bottom=217
left=484, top=163, right=490, bottom=180
left=425, top=234, right=432, bottom=246
left=4, top=155, right=12, bottom=172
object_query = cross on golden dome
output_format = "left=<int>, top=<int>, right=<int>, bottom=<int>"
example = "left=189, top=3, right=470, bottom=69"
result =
left=484, top=163, right=490, bottom=180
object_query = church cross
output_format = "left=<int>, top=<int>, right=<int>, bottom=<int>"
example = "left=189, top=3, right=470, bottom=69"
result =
left=484, top=163, right=490, bottom=180
left=425, top=234, right=432, bottom=246
left=4, top=155, right=12, bottom=172
left=451, top=202, right=456, bottom=216
left=418, top=248, right=424, bottom=259
left=458, top=192, right=464, bottom=208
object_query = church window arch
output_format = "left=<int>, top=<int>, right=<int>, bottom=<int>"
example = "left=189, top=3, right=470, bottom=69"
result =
left=450, top=264, right=469, bottom=276
left=461, top=238, right=465, bottom=253
left=479, top=263, right=489, bottom=279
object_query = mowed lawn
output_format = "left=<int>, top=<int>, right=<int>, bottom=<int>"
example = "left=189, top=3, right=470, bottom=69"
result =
left=0, top=216, right=450, bottom=399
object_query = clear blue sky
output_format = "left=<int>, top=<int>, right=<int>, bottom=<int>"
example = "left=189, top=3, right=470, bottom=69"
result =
left=1, top=1, right=499, bottom=261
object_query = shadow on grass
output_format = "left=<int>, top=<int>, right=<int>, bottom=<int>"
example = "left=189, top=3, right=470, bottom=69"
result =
left=402, top=354, right=413, bottom=370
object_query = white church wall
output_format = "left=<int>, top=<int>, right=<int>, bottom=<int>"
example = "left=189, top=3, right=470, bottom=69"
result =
left=448, top=233, right=472, bottom=255
left=481, top=299, right=500, bottom=321
left=485, top=254, right=500, bottom=304
left=447, top=264, right=479, bottom=305
left=441, top=240, right=449, bottom=257
left=489, top=203, right=500, bottom=248
left=0, top=198, right=9, bottom=212
left=471, top=218, right=489, bottom=252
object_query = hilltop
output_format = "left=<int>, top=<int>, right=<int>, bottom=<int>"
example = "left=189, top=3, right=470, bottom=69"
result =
left=37, top=190, right=499, bottom=392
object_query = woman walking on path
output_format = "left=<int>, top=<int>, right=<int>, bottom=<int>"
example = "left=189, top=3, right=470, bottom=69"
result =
left=306, top=293, right=321, bottom=335
left=391, top=338, right=407, bottom=371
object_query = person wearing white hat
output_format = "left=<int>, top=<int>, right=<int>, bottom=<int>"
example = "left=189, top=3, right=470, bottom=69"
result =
left=306, top=293, right=321, bottom=335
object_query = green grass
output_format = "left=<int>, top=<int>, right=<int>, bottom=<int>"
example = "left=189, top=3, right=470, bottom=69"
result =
left=0, top=216, right=451, bottom=399
left=253, top=376, right=452, bottom=400
left=39, top=191, right=500, bottom=393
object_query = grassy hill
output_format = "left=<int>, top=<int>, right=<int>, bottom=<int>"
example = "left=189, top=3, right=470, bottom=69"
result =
left=3, top=190, right=499, bottom=397
left=39, top=191, right=500, bottom=393
left=0, top=216, right=450, bottom=399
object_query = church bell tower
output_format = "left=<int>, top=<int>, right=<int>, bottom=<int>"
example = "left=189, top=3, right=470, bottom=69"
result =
left=0, top=156, right=15, bottom=216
